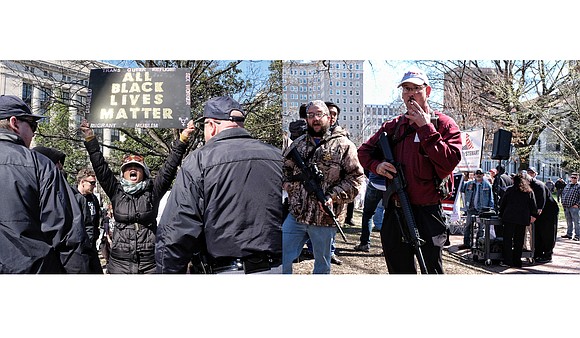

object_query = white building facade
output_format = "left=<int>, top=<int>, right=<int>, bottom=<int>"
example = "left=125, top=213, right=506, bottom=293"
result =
left=282, top=60, right=365, bottom=144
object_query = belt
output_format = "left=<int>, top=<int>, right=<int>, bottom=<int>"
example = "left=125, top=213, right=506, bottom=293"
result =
left=210, top=254, right=282, bottom=274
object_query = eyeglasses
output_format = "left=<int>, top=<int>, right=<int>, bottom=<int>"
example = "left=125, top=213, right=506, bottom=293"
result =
left=571, top=177, right=578, bottom=179
left=17, top=117, right=38, bottom=133
left=475, top=173, right=483, bottom=175
left=306, top=112, right=328, bottom=119
left=123, top=154, right=144, bottom=162
left=401, top=85, right=426, bottom=94
left=85, top=180, right=97, bottom=185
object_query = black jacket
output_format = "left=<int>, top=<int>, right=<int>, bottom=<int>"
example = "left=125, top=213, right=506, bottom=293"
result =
left=0, top=129, right=89, bottom=273
left=499, top=186, right=538, bottom=225
left=72, top=186, right=101, bottom=247
left=84, top=137, right=188, bottom=274
left=155, top=128, right=283, bottom=273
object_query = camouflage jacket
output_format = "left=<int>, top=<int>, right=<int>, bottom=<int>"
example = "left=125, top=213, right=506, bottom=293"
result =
left=283, top=126, right=365, bottom=227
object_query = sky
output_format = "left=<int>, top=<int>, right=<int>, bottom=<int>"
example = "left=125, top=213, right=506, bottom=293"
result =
left=363, top=60, right=412, bottom=105
left=363, top=60, right=448, bottom=106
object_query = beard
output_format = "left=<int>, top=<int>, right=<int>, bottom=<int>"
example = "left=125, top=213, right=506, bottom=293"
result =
left=307, top=123, right=328, bottom=137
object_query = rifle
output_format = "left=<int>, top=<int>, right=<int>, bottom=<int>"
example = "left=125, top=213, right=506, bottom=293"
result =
left=378, top=132, right=428, bottom=274
left=286, top=147, right=349, bottom=243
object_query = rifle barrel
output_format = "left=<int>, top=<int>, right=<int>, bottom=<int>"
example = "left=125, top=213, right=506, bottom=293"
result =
left=378, top=132, right=428, bottom=274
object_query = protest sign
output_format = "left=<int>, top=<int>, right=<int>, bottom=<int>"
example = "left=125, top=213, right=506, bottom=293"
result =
left=455, top=128, right=485, bottom=172
left=87, top=68, right=191, bottom=128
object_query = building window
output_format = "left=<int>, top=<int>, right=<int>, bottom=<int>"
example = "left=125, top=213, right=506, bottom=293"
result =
left=74, top=114, right=82, bottom=127
left=111, top=129, right=120, bottom=142
left=94, top=129, right=103, bottom=140
left=77, top=95, right=87, bottom=114
left=61, top=91, right=70, bottom=105
left=39, top=87, right=52, bottom=114
left=22, top=83, right=33, bottom=105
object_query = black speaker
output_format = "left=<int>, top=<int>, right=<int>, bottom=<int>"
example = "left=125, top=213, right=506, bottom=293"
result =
left=491, top=129, right=512, bottom=160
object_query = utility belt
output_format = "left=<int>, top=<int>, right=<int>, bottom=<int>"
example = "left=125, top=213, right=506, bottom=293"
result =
left=210, top=254, right=282, bottom=274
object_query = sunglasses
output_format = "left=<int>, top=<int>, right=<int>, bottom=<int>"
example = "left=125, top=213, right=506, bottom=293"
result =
left=85, top=180, right=96, bottom=185
left=17, top=117, right=38, bottom=133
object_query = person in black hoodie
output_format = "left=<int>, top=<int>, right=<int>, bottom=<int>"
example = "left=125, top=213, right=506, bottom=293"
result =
left=79, top=118, right=194, bottom=274
left=499, top=173, right=538, bottom=268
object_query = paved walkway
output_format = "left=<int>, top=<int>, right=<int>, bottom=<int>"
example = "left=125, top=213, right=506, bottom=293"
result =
left=446, top=220, right=580, bottom=274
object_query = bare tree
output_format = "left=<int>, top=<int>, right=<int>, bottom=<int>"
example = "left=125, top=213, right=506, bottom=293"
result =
left=419, top=60, right=573, bottom=169
left=3, top=60, right=281, bottom=173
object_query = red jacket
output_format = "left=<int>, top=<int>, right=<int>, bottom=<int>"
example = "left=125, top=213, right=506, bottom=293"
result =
left=358, top=111, right=462, bottom=205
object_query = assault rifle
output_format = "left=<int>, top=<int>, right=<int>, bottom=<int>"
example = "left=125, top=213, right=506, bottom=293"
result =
left=287, top=147, right=349, bottom=243
left=378, top=132, right=428, bottom=274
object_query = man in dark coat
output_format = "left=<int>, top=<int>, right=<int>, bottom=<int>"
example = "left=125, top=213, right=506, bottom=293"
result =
left=555, top=177, right=566, bottom=202
left=527, top=167, right=559, bottom=263
left=75, top=168, right=104, bottom=273
left=492, top=165, right=513, bottom=210
left=156, top=96, right=283, bottom=274
left=33, top=146, right=104, bottom=273
left=0, top=95, right=89, bottom=273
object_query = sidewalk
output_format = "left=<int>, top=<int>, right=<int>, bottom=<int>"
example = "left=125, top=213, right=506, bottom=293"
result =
left=445, top=220, right=580, bottom=274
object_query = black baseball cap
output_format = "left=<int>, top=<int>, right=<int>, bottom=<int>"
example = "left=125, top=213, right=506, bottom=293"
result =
left=0, top=95, right=46, bottom=120
left=194, top=96, right=246, bottom=123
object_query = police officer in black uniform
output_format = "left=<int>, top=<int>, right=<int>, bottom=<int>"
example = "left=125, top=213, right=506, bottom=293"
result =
left=155, top=96, right=283, bottom=274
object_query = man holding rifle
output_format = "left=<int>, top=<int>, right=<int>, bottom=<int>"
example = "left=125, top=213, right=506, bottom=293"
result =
left=282, top=100, right=365, bottom=274
left=358, top=68, right=462, bottom=274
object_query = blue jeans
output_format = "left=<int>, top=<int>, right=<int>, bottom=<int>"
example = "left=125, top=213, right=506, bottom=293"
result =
left=463, top=210, right=484, bottom=247
left=306, top=236, right=336, bottom=255
left=564, top=206, right=580, bottom=237
left=373, top=201, right=384, bottom=231
left=282, top=213, right=337, bottom=274
left=359, top=184, right=384, bottom=245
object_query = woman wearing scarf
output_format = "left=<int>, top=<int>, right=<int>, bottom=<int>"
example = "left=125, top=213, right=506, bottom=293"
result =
left=79, top=119, right=194, bottom=274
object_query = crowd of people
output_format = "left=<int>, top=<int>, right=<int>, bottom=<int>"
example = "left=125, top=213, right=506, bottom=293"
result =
left=284, top=67, right=575, bottom=274
left=2, top=65, right=577, bottom=275
left=1, top=94, right=282, bottom=274
left=284, top=68, right=462, bottom=274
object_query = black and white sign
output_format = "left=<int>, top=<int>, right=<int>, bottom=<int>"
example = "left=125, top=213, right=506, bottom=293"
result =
left=87, top=68, right=191, bottom=129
